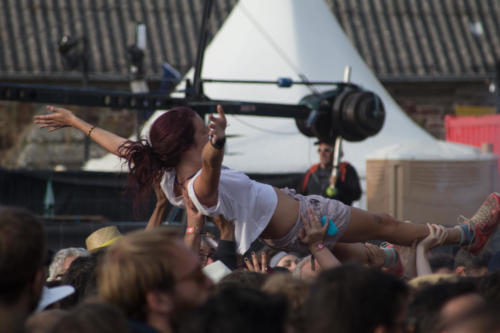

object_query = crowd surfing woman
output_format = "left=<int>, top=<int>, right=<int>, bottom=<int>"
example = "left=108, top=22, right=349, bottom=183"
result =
left=35, top=105, right=500, bottom=259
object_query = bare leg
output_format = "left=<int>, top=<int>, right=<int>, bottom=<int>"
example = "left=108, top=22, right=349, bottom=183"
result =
left=332, top=242, right=393, bottom=267
left=332, top=242, right=369, bottom=263
left=339, top=207, right=461, bottom=246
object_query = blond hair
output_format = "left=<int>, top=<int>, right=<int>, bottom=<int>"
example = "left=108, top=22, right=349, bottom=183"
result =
left=262, top=273, right=310, bottom=312
left=98, top=228, right=180, bottom=320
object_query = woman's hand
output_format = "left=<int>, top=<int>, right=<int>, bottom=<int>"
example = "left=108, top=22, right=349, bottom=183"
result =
left=364, top=242, right=386, bottom=267
left=416, top=224, right=445, bottom=276
left=418, top=223, right=447, bottom=251
left=244, top=251, right=268, bottom=273
left=211, top=215, right=235, bottom=241
left=298, top=208, right=328, bottom=247
left=34, top=106, right=76, bottom=131
left=153, top=181, right=168, bottom=207
left=208, top=105, right=227, bottom=145
left=182, top=188, right=204, bottom=230
left=145, top=181, right=168, bottom=231
left=394, top=241, right=418, bottom=279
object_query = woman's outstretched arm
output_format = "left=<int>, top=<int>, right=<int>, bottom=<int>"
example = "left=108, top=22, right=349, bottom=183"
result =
left=193, top=104, right=227, bottom=207
left=34, top=106, right=128, bottom=157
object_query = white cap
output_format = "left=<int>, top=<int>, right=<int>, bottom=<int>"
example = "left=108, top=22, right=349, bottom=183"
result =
left=202, top=260, right=232, bottom=283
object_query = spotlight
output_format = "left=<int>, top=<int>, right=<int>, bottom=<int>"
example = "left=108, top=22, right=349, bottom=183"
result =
left=58, top=35, right=84, bottom=70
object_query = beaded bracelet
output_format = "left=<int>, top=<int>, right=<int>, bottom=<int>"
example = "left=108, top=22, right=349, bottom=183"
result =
left=87, top=125, right=96, bottom=138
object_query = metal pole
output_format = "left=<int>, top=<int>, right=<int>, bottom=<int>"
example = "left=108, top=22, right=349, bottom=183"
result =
left=329, top=66, right=351, bottom=189
left=496, top=60, right=500, bottom=114
left=82, top=36, right=91, bottom=163
left=192, top=0, right=214, bottom=99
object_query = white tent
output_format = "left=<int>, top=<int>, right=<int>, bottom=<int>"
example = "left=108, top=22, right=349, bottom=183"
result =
left=85, top=0, right=436, bottom=177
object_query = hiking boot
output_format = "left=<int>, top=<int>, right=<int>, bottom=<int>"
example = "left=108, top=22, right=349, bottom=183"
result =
left=462, top=192, right=500, bottom=256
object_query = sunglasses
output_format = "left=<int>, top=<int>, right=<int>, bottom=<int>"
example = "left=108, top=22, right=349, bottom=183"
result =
left=318, top=148, right=333, bottom=153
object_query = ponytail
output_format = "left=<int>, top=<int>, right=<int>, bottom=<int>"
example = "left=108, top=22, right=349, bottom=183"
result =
left=119, top=139, right=164, bottom=199
left=118, top=107, right=197, bottom=212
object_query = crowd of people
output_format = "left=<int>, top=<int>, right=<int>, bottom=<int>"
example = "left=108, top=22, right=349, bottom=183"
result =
left=1, top=105, right=499, bottom=332
left=2, top=204, right=500, bottom=333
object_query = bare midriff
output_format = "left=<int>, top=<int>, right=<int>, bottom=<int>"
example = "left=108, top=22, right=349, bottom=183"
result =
left=260, top=187, right=300, bottom=239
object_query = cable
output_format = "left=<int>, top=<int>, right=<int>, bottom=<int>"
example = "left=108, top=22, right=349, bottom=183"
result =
left=238, top=3, right=318, bottom=95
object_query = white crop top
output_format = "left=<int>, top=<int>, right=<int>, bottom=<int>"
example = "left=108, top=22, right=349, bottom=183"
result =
left=160, top=167, right=278, bottom=254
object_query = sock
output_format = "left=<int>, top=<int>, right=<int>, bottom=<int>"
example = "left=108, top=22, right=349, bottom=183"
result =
left=381, top=246, right=398, bottom=267
left=455, top=224, right=475, bottom=245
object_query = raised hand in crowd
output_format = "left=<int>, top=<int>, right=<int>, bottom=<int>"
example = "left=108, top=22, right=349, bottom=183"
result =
left=393, top=241, right=418, bottom=279
left=182, top=188, right=205, bottom=254
left=364, top=242, right=386, bottom=267
left=145, top=181, right=168, bottom=230
left=212, top=215, right=235, bottom=241
left=416, top=223, right=447, bottom=275
left=211, top=215, right=238, bottom=270
left=299, top=209, right=340, bottom=271
left=208, top=104, right=227, bottom=145
left=244, top=251, right=268, bottom=273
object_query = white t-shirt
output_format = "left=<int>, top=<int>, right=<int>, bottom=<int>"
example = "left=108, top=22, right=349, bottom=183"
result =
left=160, top=167, right=278, bottom=254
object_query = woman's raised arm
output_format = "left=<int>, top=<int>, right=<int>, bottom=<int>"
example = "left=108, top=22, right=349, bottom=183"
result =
left=34, top=106, right=128, bottom=157
left=193, top=105, right=227, bottom=207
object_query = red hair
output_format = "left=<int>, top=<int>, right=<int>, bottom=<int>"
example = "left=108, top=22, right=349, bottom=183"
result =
left=119, top=107, right=198, bottom=204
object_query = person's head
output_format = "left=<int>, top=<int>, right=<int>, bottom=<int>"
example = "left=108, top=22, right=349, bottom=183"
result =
left=119, top=107, right=205, bottom=202
left=0, top=206, right=46, bottom=313
left=455, top=249, right=491, bottom=277
left=316, top=141, right=334, bottom=168
left=98, top=228, right=213, bottom=330
left=218, top=270, right=269, bottom=291
left=25, top=309, right=67, bottom=333
left=262, top=273, right=310, bottom=333
left=408, top=279, right=483, bottom=333
left=293, top=255, right=321, bottom=281
left=477, top=272, right=500, bottom=304
left=443, top=301, right=500, bottom=333
left=50, top=302, right=130, bottom=333
left=59, top=255, right=98, bottom=309
left=305, top=263, right=409, bottom=333
left=48, top=248, right=90, bottom=281
left=488, top=251, right=500, bottom=272
left=180, top=285, right=288, bottom=333
left=428, top=252, right=455, bottom=275
left=269, top=251, right=299, bottom=272
left=147, top=107, right=207, bottom=164
left=262, top=273, right=309, bottom=312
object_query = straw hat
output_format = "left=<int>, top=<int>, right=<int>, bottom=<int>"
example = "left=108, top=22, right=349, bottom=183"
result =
left=408, top=273, right=457, bottom=289
left=85, top=226, right=122, bottom=252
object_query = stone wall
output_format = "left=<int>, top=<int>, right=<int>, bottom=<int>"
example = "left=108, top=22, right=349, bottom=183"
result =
left=0, top=102, right=36, bottom=168
left=0, top=103, right=136, bottom=170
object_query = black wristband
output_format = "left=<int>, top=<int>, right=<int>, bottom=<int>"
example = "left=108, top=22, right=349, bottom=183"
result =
left=211, top=137, right=226, bottom=150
